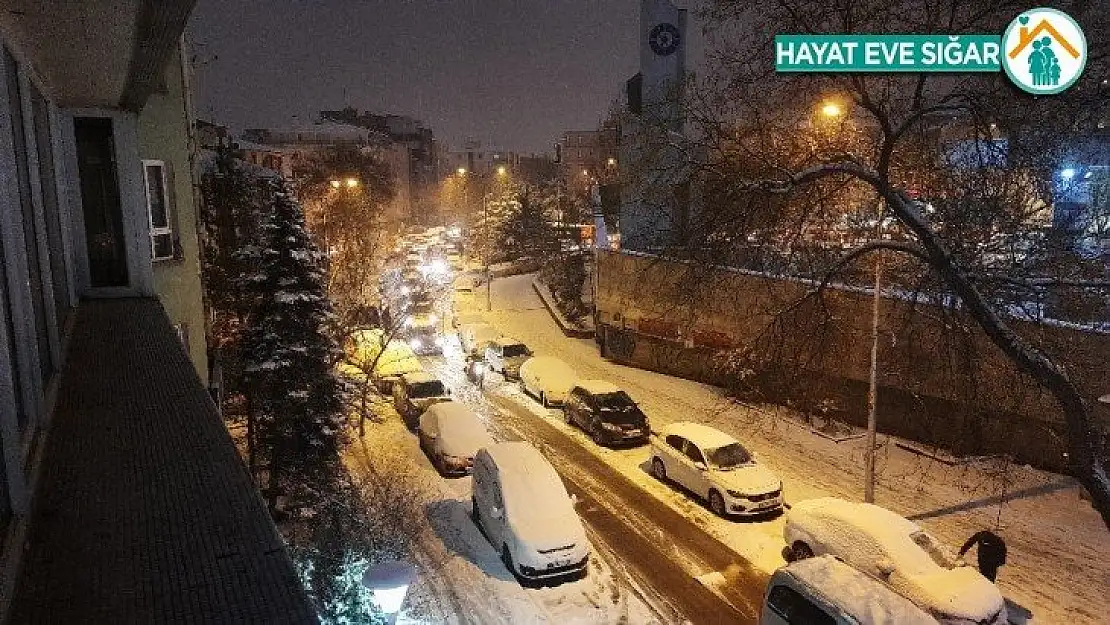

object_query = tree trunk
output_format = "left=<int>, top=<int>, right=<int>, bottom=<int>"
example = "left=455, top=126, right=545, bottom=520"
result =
left=881, top=188, right=1110, bottom=528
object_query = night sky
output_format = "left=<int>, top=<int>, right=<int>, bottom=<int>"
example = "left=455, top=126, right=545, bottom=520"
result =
left=189, top=0, right=704, bottom=155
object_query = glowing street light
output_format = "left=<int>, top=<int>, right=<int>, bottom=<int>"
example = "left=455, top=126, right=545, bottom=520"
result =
left=345, top=177, right=359, bottom=188
left=497, top=165, right=507, bottom=176
left=457, top=167, right=467, bottom=176
left=820, top=101, right=844, bottom=118
left=329, top=179, right=341, bottom=189
left=607, top=157, right=617, bottom=167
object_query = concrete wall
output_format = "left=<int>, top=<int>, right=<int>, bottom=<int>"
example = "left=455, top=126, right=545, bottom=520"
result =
left=596, top=251, right=1110, bottom=470
left=137, top=46, right=208, bottom=381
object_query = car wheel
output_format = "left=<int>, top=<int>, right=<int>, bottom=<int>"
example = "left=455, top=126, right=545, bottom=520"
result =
left=791, top=541, right=815, bottom=561
left=709, top=490, right=727, bottom=517
left=590, top=424, right=605, bottom=446
left=652, top=457, right=668, bottom=482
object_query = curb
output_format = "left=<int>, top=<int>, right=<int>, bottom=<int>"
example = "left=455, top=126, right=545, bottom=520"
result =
left=532, top=279, right=595, bottom=339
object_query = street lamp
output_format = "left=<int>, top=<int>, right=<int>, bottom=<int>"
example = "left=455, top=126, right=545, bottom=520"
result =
left=457, top=167, right=467, bottom=176
left=607, top=157, right=617, bottom=167
left=345, top=177, right=359, bottom=188
left=329, top=179, right=341, bottom=189
left=821, top=101, right=844, bottom=118
left=497, top=165, right=507, bottom=176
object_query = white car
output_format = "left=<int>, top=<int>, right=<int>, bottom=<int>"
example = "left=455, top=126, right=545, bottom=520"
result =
left=650, top=422, right=783, bottom=517
left=472, top=442, right=589, bottom=582
left=784, top=498, right=1006, bottom=625
left=417, top=402, right=494, bottom=476
left=483, top=337, right=531, bottom=380
left=518, top=356, right=577, bottom=407
left=762, top=556, right=938, bottom=625
left=459, top=323, right=500, bottom=358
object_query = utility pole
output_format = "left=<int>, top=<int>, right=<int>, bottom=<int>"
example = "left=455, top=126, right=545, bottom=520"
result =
left=865, top=204, right=884, bottom=503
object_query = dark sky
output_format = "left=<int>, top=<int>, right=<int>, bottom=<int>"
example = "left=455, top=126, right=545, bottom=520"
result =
left=188, top=0, right=703, bottom=155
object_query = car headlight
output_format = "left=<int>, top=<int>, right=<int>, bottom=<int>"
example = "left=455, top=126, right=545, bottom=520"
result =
left=409, top=338, right=422, bottom=350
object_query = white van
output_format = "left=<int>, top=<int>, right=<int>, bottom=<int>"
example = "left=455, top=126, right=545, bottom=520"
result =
left=762, top=556, right=938, bottom=625
left=471, top=442, right=589, bottom=582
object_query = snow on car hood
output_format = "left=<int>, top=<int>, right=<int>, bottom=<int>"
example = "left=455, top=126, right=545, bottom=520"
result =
left=510, top=511, right=586, bottom=553
left=894, top=565, right=1005, bottom=622
left=713, top=463, right=781, bottom=495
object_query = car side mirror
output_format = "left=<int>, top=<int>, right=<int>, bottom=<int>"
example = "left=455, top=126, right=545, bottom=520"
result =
left=876, top=559, right=896, bottom=577
left=490, top=506, right=503, bottom=520
left=694, top=461, right=708, bottom=471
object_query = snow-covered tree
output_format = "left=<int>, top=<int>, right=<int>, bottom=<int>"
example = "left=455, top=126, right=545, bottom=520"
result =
left=501, top=188, right=559, bottom=260
left=238, top=175, right=346, bottom=516
left=671, top=0, right=1110, bottom=526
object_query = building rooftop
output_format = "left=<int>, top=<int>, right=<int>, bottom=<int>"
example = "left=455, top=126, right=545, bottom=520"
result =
left=10, top=299, right=315, bottom=624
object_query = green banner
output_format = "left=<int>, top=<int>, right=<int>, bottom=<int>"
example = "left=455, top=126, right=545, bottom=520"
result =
left=775, top=35, right=1002, bottom=72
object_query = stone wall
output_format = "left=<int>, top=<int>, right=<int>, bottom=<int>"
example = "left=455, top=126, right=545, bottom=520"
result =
left=595, top=251, right=1110, bottom=470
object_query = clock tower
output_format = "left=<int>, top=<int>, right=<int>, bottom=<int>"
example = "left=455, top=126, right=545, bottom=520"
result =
left=639, top=0, right=687, bottom=132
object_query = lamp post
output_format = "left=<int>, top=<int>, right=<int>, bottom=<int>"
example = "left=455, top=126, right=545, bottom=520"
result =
left=820, top=100, right=882, bottom=503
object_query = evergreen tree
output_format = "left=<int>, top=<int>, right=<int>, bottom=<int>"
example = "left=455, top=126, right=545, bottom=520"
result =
left=501, top=188, right=559, bottom=261
left=238, top=176, right=346, bottom=516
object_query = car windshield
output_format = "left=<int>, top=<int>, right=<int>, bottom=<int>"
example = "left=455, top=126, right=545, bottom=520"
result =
left=410, top=381, right=446, bottom=398
left=595, top=391, right=635, bottom=411
left=910, top=531, right=957, bottom=569
left=502, top=344, right=529, bottom=358
left=706, top=443, right=751, bottom=470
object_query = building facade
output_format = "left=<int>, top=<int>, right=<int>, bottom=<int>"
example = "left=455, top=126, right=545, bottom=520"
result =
left=0, top=2, right=310, bottom=620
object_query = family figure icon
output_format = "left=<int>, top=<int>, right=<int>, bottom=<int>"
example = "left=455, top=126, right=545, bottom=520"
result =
left=1028, top=37, right=1061, bottom=86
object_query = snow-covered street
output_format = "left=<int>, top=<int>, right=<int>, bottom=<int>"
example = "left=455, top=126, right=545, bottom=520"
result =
left=438, top=271, right=1110, bottom=625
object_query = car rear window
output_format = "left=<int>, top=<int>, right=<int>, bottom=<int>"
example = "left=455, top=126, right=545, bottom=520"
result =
left=501, top=344, right=529, bottom=357
left=410, top=381, right=446, bottom=398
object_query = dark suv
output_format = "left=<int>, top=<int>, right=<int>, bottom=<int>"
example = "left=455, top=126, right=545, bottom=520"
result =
left=564, top=380, right=649, bottom=447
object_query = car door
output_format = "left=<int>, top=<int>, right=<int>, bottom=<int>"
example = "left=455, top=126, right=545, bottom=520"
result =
left=566, top=388, right=587, bottom=427
left=680, top=440, right=710, bottom=497
left=486, top=472, right=507, bottom=547
left=662, top=434, right=691, bottom=487
left=674, top=439, right=710, bottom=495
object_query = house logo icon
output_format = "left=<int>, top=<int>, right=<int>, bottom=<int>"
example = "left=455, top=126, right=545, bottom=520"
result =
left=1002, top=8, right=1087, bottom=95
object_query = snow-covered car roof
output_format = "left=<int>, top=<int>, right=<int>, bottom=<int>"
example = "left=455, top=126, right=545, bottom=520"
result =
left=484, top=442, right=561, bottom=490
left=520, top=356, right=576, bottom=377
left=780, top=556, right=937, bottom=625
left=662, top=421, right=737, bottom=449
left=400, top=371, right=440, bottom=385
left=790, top=498, right=922, bottom=549
left=572, top=379, right=622, bottom=395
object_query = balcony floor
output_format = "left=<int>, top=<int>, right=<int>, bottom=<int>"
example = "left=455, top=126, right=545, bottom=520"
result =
left=11, top=299, right=316, bottom=624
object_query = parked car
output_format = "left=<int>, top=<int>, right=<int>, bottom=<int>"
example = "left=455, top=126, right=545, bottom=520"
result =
left=784, top=498, right=1006, bottom=625
left=483, top=337, right=532, bottom=379
left=392, top=372, right=451, bottom=423
left=518, top=356, right=577, bottom=407
left=761, top=556, right=938, bottom=625
left=650, top=421, right=783, bottom=517
left=471, top=442, right=589, bottom=583
left=417, top=402, right=494, bottom=476
left=564, top=380, right=649, bottom=446
left=459, top=323, right=500, bottom=358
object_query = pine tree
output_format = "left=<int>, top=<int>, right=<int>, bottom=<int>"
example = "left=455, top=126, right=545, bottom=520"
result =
left=238, top=176, right=346, bottom=516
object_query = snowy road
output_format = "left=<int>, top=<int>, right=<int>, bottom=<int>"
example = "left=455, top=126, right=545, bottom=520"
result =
left=461, top=272, right=1110, bottom=625
left=418, top=341, right=762, bottom=624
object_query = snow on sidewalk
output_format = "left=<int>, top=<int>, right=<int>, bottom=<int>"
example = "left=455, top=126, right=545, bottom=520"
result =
left=481, top=272, right=1110, bottom=625
left=347, top=404, right=661, bottom=624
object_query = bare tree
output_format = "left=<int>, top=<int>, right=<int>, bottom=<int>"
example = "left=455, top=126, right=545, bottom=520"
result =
left=666, top=0, right=1110, bottom=526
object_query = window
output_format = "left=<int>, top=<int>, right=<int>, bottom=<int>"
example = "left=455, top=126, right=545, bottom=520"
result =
left=683, top=442, right=706, bottom=465
left=665, top=434, right=685, bottom=451
left=142, top=160, right=174, bottom=260
left=766, top=585, right=835, bottom=625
